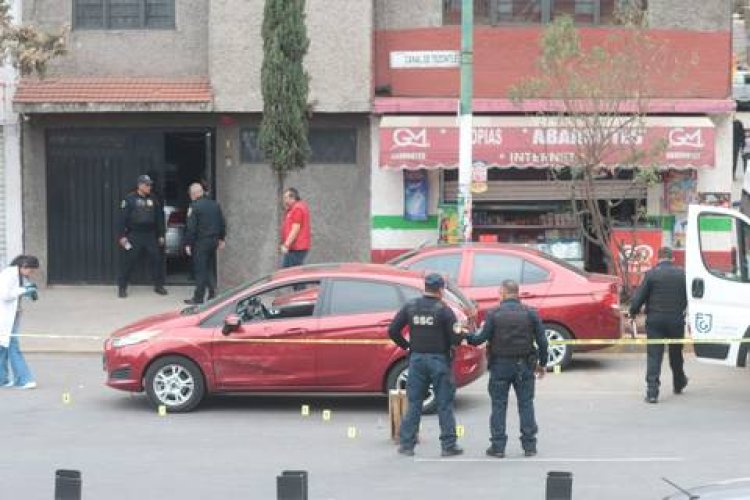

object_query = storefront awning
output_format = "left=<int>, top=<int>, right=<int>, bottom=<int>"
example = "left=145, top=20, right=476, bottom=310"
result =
left=379, top=116, right=715, bottom=170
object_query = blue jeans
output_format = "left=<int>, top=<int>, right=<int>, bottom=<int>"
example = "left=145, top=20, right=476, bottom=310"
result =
left=0, top=317, right=34, bottom=386
left=488, top=357, right=538, bottom=452
left=399, top=353, right=457, bottom=451
left=281, top=250, right=308, bottom=268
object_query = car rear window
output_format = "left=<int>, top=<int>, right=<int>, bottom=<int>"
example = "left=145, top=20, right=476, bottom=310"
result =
left=327, top=279, right=402, bottom=315
left=400, top=253, right=461, bottom=282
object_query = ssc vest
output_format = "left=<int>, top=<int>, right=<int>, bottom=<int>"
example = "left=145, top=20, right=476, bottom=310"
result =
left=490, top=306, right=535, bottom=358
left=408, top=299, right=449, bottom=354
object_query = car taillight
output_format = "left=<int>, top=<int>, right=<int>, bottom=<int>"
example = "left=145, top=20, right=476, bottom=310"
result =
left=168, top=211, right=186, bottom=225
left=594, top=283, right=620, bottom=310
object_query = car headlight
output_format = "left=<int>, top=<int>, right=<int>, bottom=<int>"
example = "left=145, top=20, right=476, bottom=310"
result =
left=111, top=330, right=160, bottom=348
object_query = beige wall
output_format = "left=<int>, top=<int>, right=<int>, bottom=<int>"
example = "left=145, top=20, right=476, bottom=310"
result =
left=649, top=0, right=731, bottom=31
left=375, top=0, right=443, bottom=29
left=25, top=0, right=209, bottom=78
left=209, top=0, right=372, bottom=113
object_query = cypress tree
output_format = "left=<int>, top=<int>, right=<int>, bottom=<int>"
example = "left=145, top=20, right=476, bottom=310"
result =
left=259, top=0, right=311, bottom=230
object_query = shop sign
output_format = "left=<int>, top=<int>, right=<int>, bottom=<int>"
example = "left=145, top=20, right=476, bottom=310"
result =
left=471, top=162, right=488, bottom=193
left=609, top=228, right=663, bottom=289
left=380, top=124, right=715, bottom=170
left=390, top=51, right=460, bottom=69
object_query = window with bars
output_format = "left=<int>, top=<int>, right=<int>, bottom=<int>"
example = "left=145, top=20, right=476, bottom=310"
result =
left=443, top=0, right=645, bottom=25
left=74, top=0, right=175, bottom=30
left=240, top=128, right=359, bottom=165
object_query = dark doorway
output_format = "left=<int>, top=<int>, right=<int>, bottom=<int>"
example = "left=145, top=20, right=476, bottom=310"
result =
left=46, top=128, right=214, bottom=284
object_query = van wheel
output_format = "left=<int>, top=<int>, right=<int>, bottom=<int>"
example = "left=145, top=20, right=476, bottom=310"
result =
left=386, top=359, right=437, bottom=415
left=545, top=324, right=574, bottom=370
left=144, top=356, right=205, bottom=413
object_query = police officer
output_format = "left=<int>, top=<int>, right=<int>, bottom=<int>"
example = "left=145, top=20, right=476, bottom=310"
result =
left=388, top=273, right=464, bottom=457
left=466, top=279, right=547, bottom=458
left=117, top=174, right=167, bottom=298
left=628, top=246, right=688, bottom=404
left=183, top=183, right=226, bottom=305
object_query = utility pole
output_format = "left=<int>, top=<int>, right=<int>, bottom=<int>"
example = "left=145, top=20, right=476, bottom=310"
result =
left=458, top=0, right=474, bottom=242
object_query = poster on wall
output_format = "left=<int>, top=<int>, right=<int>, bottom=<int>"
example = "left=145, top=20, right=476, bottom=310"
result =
left=664, top=171, right=698, bottom=213
left=471, top=161, right=488, bottom=194
left=403, top=170, right=428, bottom=221
left=609, top=228, right=663, bottom=289
left=698, top=192, right=731, bottom=208
left=438, top=204, right=460, bottom=244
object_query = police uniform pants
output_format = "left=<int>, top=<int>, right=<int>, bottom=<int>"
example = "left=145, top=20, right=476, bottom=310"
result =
left=192, top=237, right=218, bottom=302
left=645, top=314, right=687, bottom=398
left=488, top=357, right=538, bottom=453
left=399, top=353, right=457, bottom=451
left=117, top=232, right=164, bottom=289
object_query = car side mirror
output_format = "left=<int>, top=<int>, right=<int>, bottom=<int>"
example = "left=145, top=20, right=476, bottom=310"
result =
left=222, top=314, right=241, bottom=336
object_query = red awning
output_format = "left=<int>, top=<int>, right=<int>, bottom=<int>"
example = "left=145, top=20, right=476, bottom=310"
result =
left=379, top=116, right=715, bottom=170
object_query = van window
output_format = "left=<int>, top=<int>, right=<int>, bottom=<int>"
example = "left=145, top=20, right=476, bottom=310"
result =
left=698, top=214, right=750, bottom=283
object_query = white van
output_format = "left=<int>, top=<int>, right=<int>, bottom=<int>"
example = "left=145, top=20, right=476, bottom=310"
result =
left=686, top=204, right=750, bottom=367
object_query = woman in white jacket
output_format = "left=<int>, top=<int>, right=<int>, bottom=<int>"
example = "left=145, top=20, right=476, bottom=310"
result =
left=0, top=255, right=39, bottom=389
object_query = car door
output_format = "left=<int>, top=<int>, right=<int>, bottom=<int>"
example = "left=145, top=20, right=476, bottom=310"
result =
left=465, top=250, right=551, bottom=315
left=686, top=205, right=750, bottom=366
left=313, top=278, right=405, bottom=390
left=210, top=280, right=321, bottom=389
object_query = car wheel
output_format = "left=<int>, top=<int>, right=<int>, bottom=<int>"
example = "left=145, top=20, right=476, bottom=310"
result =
left=386, top=359, right=438, bottom=415
left=144, top=356, right=205, bottom=413
left=545, top=324, right=574, bottom=370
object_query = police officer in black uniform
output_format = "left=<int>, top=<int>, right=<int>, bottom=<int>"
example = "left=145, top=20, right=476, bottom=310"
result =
left=117, top=175, right=167, bottom=298
left=388, top=273, right=464, bottom=457
left=467, top=279, right=547, bottom=458
left=183, top=183, right=226, bottom=305
left=629, top=246, right=688, bottom=404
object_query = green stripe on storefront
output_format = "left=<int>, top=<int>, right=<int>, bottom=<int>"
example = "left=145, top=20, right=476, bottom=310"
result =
left=698, top=216, right=732, bottom=232
left=372, top=215, right=438, bottom=230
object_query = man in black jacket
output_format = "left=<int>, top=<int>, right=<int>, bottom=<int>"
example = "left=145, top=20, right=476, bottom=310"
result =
left=629, top=246, right=688, bottom=403
left=466, top=279, right=547, bottom=458
left=183, top=183, right=226, bottom=305
left=388, top=273, right=464, bottom=458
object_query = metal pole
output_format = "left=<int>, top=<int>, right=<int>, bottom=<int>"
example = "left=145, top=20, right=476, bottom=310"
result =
left=458, top=0, right=474, bottom=242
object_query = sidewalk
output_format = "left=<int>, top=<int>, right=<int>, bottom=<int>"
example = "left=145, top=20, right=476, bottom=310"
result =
left=18, top=285, right=193, bottom=353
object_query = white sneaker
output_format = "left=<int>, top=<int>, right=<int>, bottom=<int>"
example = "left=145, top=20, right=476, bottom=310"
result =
left=17, top=382, right=37, bottom=390
left=1, top=381, right=13, bottom=388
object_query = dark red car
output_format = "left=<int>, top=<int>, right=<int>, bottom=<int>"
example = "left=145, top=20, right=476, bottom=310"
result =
left=103, top=263, right=486, bottom=412
left=390, top=244, right=621, bottom=369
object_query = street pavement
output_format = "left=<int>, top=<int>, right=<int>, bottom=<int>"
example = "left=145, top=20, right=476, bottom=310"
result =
left=1, top=352, right=749, bottom=499
left=19, top=285, right=194, bottom=353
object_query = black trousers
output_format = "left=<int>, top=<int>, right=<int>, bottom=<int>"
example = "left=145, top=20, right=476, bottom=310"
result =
left=645, top=313, right=687, bottom=397
left=191, top=237, right=218, bottom=302
left=117, top=231, right=164, bottom=289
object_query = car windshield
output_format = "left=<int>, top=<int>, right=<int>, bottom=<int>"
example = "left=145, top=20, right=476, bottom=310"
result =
left=535, top=251, right=589, bottom=277
left=386, top=250, right=418, bottom=266
left=180, top=275, right=272, bottom=315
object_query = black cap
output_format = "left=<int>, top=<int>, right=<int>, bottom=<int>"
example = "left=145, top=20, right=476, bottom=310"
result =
left=137, top=174, right=153, bottom=185
left=424, top=273, right=445, bottom=289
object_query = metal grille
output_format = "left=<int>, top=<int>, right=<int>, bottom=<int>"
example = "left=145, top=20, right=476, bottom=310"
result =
left=74, top=0, right=175, bottom=30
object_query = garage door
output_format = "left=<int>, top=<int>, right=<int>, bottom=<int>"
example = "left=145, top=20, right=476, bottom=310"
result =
left=47, top=130, right=163, bottom=284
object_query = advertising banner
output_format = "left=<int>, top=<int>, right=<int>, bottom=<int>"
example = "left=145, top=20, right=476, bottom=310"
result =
left=609, top=228, right=663, bottom=289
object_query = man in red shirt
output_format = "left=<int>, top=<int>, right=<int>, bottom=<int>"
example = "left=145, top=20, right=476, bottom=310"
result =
left=280, top=187, right=311, bottom=268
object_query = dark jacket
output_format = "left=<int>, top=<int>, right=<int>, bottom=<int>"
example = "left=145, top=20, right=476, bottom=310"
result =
left=118, top=192, right=165, bottom=238
left=628, top=261, right=687, bottom=317
left=388, top=295, right=461, bottom=355
left=467, top=298, right=548, bottom=366
left=184, top=196, right=227, bottom=247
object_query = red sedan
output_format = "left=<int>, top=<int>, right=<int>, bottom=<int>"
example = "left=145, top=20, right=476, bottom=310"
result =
left=390, top=244, right=621, bottom=369
left=103, top=263, right=486, bottom=412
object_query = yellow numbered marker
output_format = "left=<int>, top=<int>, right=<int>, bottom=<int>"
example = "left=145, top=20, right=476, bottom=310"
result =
left=301, top=404, right=310, bottom=417
left=322, top=409, right=332, bottom=421
left=158, top=405, right=167, bottom=417
left=553, top=365, right=562, bottom=375
left=62, top=392, right=71, bottom=405
left=456, top=424, right=465, bottom=437
left=347, top=426, right=357, bottom=439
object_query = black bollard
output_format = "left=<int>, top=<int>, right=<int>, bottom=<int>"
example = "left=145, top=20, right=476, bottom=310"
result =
left=546, top=471, right=573, bottom=500
left=54, top=469, right=82, bottom=500
left=277, top=470, right=308, bottom=500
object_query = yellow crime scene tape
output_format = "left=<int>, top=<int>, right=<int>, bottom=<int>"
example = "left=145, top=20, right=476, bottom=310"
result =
left=8, top=333, right=750, bottom=346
